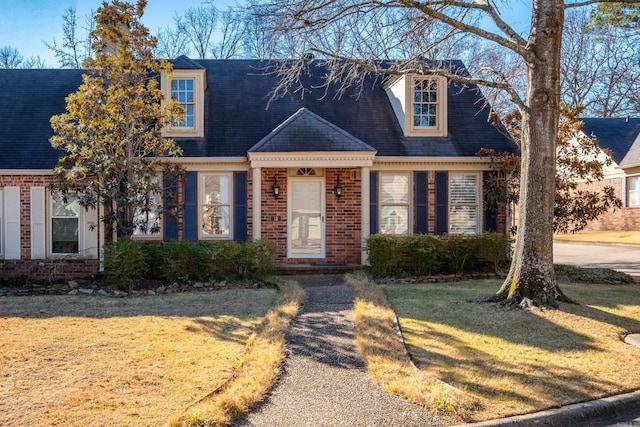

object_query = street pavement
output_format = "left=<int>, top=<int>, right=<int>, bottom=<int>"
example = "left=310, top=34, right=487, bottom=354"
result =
left=554, top=241, right=640, bottom=280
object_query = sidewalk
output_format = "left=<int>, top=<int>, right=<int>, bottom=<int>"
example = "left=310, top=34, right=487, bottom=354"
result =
left=234, top=274, right=455, bottom=427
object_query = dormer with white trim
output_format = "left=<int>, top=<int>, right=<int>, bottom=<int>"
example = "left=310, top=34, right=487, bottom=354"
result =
left=162, top=56, right=207, bottom=138
left=385, top=74, right=448, bottom=137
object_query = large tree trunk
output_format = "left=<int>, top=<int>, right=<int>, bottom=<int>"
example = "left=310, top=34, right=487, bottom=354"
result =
left=487, top=0, right=571, bottom=308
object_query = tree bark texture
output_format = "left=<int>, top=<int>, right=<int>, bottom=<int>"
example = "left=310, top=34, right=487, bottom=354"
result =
left=490, top=0, right=571, bottom=308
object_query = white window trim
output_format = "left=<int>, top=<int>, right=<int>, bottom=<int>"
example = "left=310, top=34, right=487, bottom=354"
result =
left=449, top=172, right=481, bottom=235
left=404, top=75, right=448, bottom=137
left=379, top=172, right=412, bottom=236
left=199, top=173, right=233, bottom=240
left=48, top=193, right=82, bottom=257
left=162, top=70, right=206, bottom=138
left=628, top=175, right=640, bottom=207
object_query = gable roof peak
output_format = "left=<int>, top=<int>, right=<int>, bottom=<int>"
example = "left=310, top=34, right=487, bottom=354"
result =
left=249, top=107, right=376, bottom=153
left=170, top=55, right=205, bottom=70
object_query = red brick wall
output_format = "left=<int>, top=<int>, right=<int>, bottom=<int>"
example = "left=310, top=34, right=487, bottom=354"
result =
left=258, top=168, right=363, bottom=265
left=0, top=175, right=100, bottom=281
left=577, top=177, right=640, bottom=231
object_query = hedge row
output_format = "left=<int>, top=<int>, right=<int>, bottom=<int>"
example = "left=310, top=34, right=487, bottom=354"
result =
left=364, top=233, right=511, bottom=278
left=103, top=239, right=277, bottom=291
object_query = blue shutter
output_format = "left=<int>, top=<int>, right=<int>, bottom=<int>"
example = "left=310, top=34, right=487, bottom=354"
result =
left=435, top=171, right=448, bottom=234
left=414, top=172, right=428, bottom=234
left=164, top=174, right=179, bottom=240
left=370, top=171, right=378, bottom=234
left=233, top=171, right=247, bottom=241
left=183, top=171, right=198, bottom=241
left=483, top=171, right=498, bottom=232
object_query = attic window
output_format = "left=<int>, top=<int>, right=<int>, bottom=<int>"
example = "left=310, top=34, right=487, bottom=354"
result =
left=162, top=69, right=206, bottom=138
left=404, top=75, right=448, bottom=137
left=171, top=79, right=195, bottom=128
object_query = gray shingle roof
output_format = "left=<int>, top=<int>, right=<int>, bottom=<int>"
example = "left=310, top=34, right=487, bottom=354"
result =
left=249, top=108, right=376, bottom=152
left=0, top=59, right=516, bottom=169
left=580, top=118, right=640, bottom=165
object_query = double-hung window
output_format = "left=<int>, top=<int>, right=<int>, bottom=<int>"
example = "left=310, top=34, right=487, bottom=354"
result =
left=449, top=173, right=480, bottom=234
left=380, top=173, right=410, bottom=236
left=51, top=194, right=80, bottom=254
left=413, top=79, right=439, bottom=128
left=406, top=75, right=447, bottom=137
left=629, top=176, right=640, bottom=207
left=201, top=174, right=231, bottom=238
left=162, top=69, right=205, bottom=138
left=171, top=79, right=195, bottom=128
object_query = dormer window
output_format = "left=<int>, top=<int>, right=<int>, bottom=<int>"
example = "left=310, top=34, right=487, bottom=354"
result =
left=162, top=68, right=206, bottom=138
left=171, top=79, right=195, bottom=127
left=385, top=74, right=448, bottom=137
left=413, top=79, right=439, bottom=128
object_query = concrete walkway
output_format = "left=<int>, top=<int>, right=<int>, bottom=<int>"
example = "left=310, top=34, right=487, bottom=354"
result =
left=234, top=274, right=455, bottom=427
left=554, top=241, right=640, bottom=279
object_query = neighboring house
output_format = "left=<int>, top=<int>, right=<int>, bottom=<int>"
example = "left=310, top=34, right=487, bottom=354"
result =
left=0, top=57, right=516, bottom=279
left=576, top=118, right=640, bottom=232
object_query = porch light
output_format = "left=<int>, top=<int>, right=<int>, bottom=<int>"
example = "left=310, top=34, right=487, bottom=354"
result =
left=272, top=176, right=280, bottom=199
left=334, top=175, right=343, bottom=198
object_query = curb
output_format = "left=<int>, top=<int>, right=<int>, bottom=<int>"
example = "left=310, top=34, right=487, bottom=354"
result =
left=454, top=389, right=640, bottom=426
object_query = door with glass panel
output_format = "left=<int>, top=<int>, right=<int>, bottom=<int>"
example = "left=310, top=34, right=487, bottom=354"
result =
left=288, top=179, right=325, bottom=258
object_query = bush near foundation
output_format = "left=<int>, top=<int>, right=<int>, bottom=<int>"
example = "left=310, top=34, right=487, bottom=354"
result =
left=103, top=239, right=277, bottom=290
left=365, top=232, right=510, bottom=278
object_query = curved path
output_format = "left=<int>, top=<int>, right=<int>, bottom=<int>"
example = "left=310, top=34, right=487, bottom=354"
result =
left=234, top=274, right=455, bottom=427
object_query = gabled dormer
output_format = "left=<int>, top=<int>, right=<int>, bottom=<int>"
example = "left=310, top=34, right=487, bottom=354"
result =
left=385, top=74, right=448, bottom=138
left=162, top=55, right=207, bottom=138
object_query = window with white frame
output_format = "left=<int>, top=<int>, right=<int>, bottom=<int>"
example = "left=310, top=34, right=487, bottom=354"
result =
left=629, top=176, right=640, bottom=207
left=406, top=76, right=447, bottom=137
left=51, top=194, right=80, bottom=254
left=449, top=173, right=480, bottom=234
left=133, top=175, right=162, bottom=238
left=380, top=173, right=410, bottom=235
left=171, top=79, right=195, bottom=128
left=162, top=70, right=205, bottom=138
left=201, top=174, right=231, bottom=238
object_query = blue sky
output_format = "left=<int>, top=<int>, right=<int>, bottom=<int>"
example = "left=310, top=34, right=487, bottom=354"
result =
left=1, top=0, right=530, bottom=67
left=0, top=0, right=232, bottom=66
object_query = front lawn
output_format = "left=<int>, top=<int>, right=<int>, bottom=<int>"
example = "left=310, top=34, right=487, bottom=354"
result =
left=0, top=289, right=277, bottom=427
left=382, top=280, right=640, bottom=421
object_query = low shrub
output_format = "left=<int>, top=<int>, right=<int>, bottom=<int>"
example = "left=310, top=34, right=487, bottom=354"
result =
left=159, top=240, right=211, bottom=282
left=365, top=232, right=509, bottom=278
left=103, top=239, right=147, bottom=291
left=364, top=234, right=403, bottom=278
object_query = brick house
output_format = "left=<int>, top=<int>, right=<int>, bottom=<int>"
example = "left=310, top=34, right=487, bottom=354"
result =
left=0, top=57, right=516, bottom=279
left=576, top=118, right=640, bottom=232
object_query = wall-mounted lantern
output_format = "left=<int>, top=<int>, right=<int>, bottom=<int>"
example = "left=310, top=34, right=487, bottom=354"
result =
left=334, top=174, right=343, bottom=198
left=272, top=176, right=280, bottom=199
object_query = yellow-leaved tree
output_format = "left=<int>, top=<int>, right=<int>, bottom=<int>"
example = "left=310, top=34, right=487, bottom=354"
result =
left=50, top=0, right=183, bottom=239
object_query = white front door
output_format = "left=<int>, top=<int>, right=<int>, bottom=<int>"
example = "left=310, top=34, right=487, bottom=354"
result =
left=288, top=178, right=325, bottom=258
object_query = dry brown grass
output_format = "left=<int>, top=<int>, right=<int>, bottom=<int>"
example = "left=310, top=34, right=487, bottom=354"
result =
left=345, top=273, right=479, bottom=421
left=169, top=278, right=305, bottom=426
left=0, top=289, right=278, bottom=427
left=554, top=231, right=640, bottom=245
left=382, top=279, right=640, bottom=422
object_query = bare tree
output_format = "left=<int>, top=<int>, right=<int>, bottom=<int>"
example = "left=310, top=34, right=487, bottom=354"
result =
left=0, top=46, right=24, bottom=68
left=176, top=5, right=218, bottom=59
left=154, top=25, right=191, bottom=59
left=211, top=8, right=246, bottom=59
left=258, top=0, right=640, bottom=308
left=44, top=7, right=94, bottom=68
left=561, top=9, right=640, bottom=117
